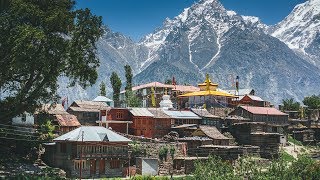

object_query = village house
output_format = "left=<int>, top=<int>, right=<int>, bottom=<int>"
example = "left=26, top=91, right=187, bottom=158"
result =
left=191, top=108, right=222, bottom=128
left=292, top=129, right=315, bottom=145
left=36, top=104, right=81, bottom=134
left=67, top=100, right=109, bottom=125
left=237, top=94, right=271, bottom=107
left=12, top=112, right=35, bottom=127
left=99, top=108, right=132, bottom=134
left=163, top=110, right=201, bottom=126
left=229, top=106, right=289, bottom=133
left=230, top=122, right=282, bottom=158
left=191, top=125, right=231, bottom=146
left=43, top=126, right=131, bottom=178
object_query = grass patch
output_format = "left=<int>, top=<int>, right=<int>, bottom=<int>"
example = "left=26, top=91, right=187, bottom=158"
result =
left=288, top=135, right=303, bottom=146
left=280, top=150, right=295, bottom=162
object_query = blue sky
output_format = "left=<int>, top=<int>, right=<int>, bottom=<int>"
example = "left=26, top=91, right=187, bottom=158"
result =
left=76, top=0, right=306, bottom=41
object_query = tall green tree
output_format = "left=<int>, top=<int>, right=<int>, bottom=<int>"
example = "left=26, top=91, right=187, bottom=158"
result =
left=303, top=95, right=320, bottom=109
left=110, top=72, right=121, bottom=107
left=124, top=65, right=133, bottom=99
left=0, top=0, right=103, bottom=123
left=282, top=98, right=300, bottom=111
left=99, top=81, right=106, bottom=96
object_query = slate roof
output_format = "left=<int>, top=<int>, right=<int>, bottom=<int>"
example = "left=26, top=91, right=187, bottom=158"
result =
left=68, top=100, right=110, bottom=112
left=54, top=114, right=81, bottom=127
left=191, top=108, right=219, bottom=118
left=129, top=108, right=154, bottom=117
left=38, top=104, right=68, bottom=115
left=198, top=125, right=230, bottom=140
left=54, top=126, right=131, bottom=142
left=147, top=108, right=171, bottom=118
left=163, top=110, right=201, bottom=119
left=240, top=106, right=287, bottom=116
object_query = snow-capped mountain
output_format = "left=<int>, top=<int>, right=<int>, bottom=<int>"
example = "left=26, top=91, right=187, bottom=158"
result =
left=269, top=0, right=320, bottom=67
left=134, top=0, right=320, bottom=104
left=58, top=0, right=320, bottom=105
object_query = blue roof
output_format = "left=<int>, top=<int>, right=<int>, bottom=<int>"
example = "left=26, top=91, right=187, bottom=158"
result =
left=54, top=126, right=131, bottom=142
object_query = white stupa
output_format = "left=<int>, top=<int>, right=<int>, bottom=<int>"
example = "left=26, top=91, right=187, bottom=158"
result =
left=159, top=91, right=173, bottom=110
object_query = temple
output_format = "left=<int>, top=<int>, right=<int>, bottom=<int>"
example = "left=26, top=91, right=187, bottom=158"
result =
left=178, top=74, right=236, bottom=108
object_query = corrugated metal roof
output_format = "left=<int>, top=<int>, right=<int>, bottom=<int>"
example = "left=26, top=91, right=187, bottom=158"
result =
left=225, top=89, right=254, bottom=96
left=54, top=126, right=131, bottom=142
left=240, top=106, right=288, bottom=116
left=129, top=108, right=154, bottom=117
left=163, top=110, right=201, bottom=119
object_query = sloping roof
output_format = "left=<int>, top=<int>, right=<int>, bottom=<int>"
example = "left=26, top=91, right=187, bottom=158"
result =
left=129, top=108, right=154, bottom=117
left=245, top=95, right=264, bottom=101
left=54, top=126, right=131, bottom=142
left=240, top=106, right=287, bottom=116
left=191, top=108, right=219, bottom=118
left=92, top=96, right=113, bottom=102
left=54, top=114, right=81, bottom=127
left=69, top=100, right=109, bottom=112
left=225, top=89, right=254, bottom=96
left=198, top=125, right=230, bottom=140
left=38, top=104, right=68, bottom=115
left=120, top=82, right=200, bottom=93
left=163, top=110, right=201, bottom=119
left=147, top=108, right=171, bottom=118
left=173, top=85, right=200, bottom=92
left=178, top=90, right=236, bottom=98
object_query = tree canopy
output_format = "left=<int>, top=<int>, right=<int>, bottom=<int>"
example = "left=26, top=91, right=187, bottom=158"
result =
left=0, top=0, right=103, bottom=122
left=124, top=64, right=133, bottom=98
left=110, top=72, right=121, bottom=107
left=282, top=98, right=300, bottom=111
left=99, top=81, right=106, bottom=96
left=303, top=95, right=320, bottom=109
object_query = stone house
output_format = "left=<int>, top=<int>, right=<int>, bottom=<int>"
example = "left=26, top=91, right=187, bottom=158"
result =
left=191, top=125, right=231, bottom=145
left=67, top=100, right=109, bottom=125
left=191, top=108, right=222, bottom=128
left=43, top=126, right=131, bottom=178
left=229, top=106, right=288, bottom=133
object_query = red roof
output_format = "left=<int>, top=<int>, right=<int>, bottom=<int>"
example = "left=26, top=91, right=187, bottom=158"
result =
left=55, top=114, right=81, bottom=127
left=240, top=106, right=287, bottom=116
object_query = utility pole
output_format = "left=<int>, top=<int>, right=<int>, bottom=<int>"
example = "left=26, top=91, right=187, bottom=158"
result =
left=80, top=131, right=84, bottom=179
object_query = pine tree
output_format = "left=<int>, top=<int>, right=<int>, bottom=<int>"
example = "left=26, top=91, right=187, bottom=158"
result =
left=110, top=72, right=122, bottom=107
left=99, top=82, right=106, bottom=96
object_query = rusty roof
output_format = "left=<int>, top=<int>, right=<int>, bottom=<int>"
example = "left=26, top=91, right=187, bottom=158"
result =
left=240, top=106, right=288, bottom=116
left=54, top=114, right=81, bottom=127
left=198, top=125, right=230, bottom=140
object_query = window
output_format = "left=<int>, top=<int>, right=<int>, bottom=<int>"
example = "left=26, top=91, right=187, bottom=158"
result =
left=110, top=160, right=120, bottom=169
left=116, top=112, right=123, bottom=119
left=21, top=113, right=27, bottom=122
left=74, top=160, right=86, bottom=170
left=60, top=143, right=66, bottom=153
